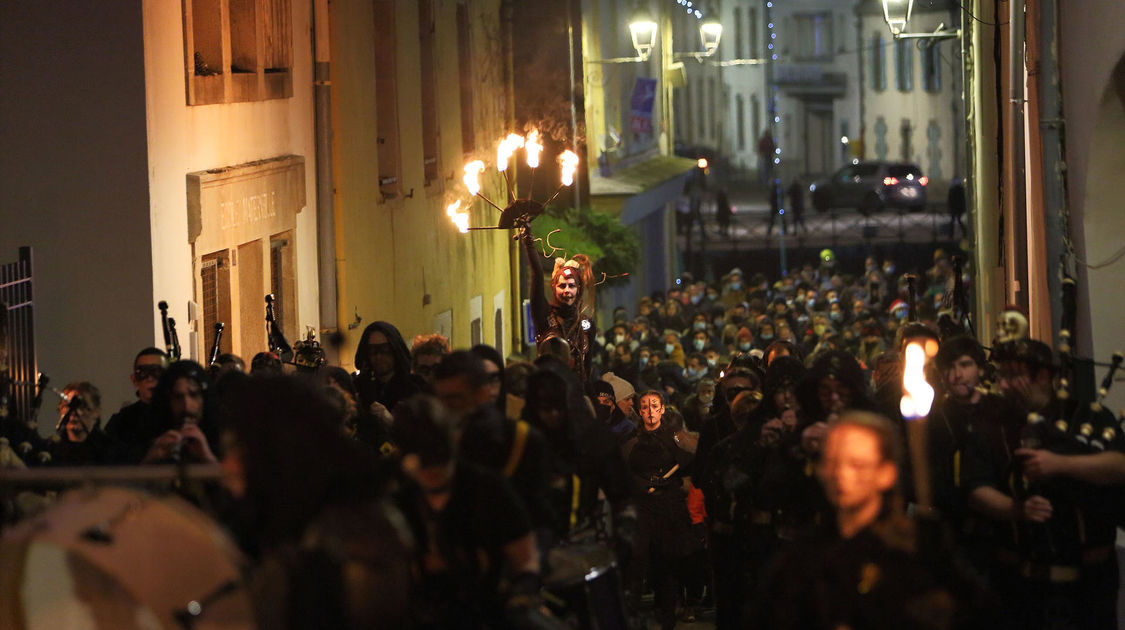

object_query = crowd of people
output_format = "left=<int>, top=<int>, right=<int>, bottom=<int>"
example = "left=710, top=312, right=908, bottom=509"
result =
left=2, top=244, right=1124, bottom=630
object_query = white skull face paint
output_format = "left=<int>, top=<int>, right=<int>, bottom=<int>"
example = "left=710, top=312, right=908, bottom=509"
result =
left=555, top=270, right=579, bottom=306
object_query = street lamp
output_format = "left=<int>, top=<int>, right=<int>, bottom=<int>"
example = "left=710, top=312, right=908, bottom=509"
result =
left=698, top=16, right=722, bottom=57
left=880, top=0, right=960, bottom=40
left=881, top=0, right=913, bottom=36
left=628, top=8, right=658, bottom=62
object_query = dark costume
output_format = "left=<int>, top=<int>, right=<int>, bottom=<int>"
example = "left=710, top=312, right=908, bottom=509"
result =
left=519, top=230, right=595, bottom=381
left=104, top=400, right=156, bottom=464
left=352, top=321, right=424, bottom=414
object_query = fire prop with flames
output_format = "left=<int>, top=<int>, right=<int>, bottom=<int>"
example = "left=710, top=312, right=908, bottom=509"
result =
left=444, top=131, right=580, bottom=234
left=901, top=341, right=936, bottom=513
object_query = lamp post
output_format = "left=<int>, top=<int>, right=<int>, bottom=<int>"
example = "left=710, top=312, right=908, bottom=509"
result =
left=880, top=0, right=960, bottom=40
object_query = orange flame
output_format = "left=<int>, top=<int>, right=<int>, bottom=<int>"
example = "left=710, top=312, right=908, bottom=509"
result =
left=525, top=130, right=543, bottom=168
left=462, top=160, right=485, bottom=195
left=496, top=134, right=525, bottom=172
left=900, top=341, right=934, bottom=419
left=446, top=200, right=469, bottom=233
left=559, top=150, right=580, bottom=186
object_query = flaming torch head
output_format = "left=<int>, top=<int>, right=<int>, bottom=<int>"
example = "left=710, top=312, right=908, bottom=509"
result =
left=559, top=150, right=580, bottom=187
left=446, top=200, right=469, bottom=234
left=525, top=130, right=543, bottom=168
left=496, top=134, right=525, bottom=172
left=462, top=160, right=485, bottom=196
left=900, top=341, right=935, bottom=419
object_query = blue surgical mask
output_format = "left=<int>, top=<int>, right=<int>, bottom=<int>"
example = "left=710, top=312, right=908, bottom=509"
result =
left=894, top=309, right=908, bottom=321
left=687, top=367, right=707, bottom=379
left=760, top=333, right=774, bottom=341
left=738, top=342, right=752, bottom=352
left=730, top=282, right=742, bottom=291
left=639, top=356, right=650, bottom=368
left=829, top=311, right=843, bottom=322
left=693, top=339, right=706, bottom=351
left=665, top=343, right=675, bottom=355
left=807, top=299, right=816, bottom=308
left=693, top=321, right=707, bottom=331
left=706, top=358, right=718, bottom=368
left=690, top=294, right=703, bottom=305
left=706, top=293, right=718, bottom=301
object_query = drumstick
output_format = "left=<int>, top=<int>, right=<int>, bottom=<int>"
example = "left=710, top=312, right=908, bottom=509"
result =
left=648, top=464, right=680, bottom=493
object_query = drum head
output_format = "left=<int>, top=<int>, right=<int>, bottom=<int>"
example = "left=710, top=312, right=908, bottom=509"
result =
left=0, top=486, right=253, bottom=630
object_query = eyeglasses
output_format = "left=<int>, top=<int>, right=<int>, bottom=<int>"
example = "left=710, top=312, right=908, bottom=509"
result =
left=133, top=365, right=164, bottom=381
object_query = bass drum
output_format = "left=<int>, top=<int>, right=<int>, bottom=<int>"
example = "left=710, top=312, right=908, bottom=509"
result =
left=542, top=543, right=628, bottom=630
left=0, top=486, right=253, bottom=630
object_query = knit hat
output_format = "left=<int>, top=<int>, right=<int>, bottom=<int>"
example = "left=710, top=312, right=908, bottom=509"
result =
left=601, top=371, right=636, bottom=402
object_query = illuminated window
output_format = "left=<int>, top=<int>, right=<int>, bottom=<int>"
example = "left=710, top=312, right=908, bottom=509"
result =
left=374, top=0, right=402, bottom=199
left=183, top=0, right=292, bottom=105
left=419, top=0, right=439, bottom=185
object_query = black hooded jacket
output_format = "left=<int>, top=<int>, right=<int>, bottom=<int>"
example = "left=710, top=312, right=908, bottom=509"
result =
left=352, top=321, right=423, bottom=413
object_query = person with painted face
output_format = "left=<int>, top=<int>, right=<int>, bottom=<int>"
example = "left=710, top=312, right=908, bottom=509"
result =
left=49, top=382, right=125, bottom=466
left=519, top=227, right=597, bottom=381
left=622, top=391, right=696, bottom=630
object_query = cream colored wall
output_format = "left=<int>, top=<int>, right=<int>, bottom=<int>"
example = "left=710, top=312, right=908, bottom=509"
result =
left=142, top=0, right=320, bottom=362
left=330, top=0, right=513, bottom=369
left=860, top=12, right=958, bottom=179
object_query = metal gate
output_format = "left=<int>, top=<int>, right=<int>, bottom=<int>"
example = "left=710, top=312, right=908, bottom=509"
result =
left=0, top=247, right=36, bottom=423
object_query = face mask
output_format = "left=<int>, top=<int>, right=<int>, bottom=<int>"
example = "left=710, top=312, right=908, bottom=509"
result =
left=693, top=339, right=706, bottom=352
left=706, top=293, right=718, bottom=301
left=639, top=356, right=650, bottom=368
left=693, top=321, right=707, bottom=331
left=894, top=310, right=908, bottom=321
left=706, top=358, right=718, bottom=367
left=813, top=323, right=827, bottom=336
left=797, top=315, right=810, bottom=327
left=730, top=282, right=742, bottom=291
left=640, top=331, right=649, bottom=342
left=699, top=394, right=714, bottom=406
left=760, top=333, right=774, bottom=341
left=738, top=342, right=752, bottom=352
left=687, top=367, right=707, bottom=379
left=807, top=299, right=816, bottom=308
left=665, top=343, right=675, bottom=355
left=629, top=340, right=640, bottom=352
left=614, top=334, right=625, bottom=345
left=690, top=293, right=703, bottom=305
left=829, top=311, right=843, bottom=322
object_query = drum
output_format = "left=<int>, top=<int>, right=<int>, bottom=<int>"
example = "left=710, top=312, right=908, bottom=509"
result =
left=0, top=486, right=253, bottom=630
left=542, top=543, right=628, bottom=630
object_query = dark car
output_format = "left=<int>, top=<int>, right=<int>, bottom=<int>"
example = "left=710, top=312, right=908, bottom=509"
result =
left=810, top=161, right=928, bottom=214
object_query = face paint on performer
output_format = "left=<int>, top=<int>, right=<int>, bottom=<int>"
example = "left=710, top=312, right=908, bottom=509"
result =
left=554, top=268, right=579, bottom=306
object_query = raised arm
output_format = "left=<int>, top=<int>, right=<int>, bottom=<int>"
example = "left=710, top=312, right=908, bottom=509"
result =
left=518, top=227, right=549, bottom=334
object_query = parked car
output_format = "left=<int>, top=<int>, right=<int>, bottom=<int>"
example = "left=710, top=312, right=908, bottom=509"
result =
left=810, top=161, right=928, bottom=214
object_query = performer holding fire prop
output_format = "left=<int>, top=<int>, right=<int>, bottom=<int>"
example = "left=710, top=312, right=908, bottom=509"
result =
left=449, top=131, right=593, bottom=379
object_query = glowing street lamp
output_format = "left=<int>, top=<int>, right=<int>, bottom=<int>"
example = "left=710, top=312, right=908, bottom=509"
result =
left=881, top=0, right=914, bottom=36
left=698, top=15, right=723, bottom=57
left=628, top=8, right=658, bottom=62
